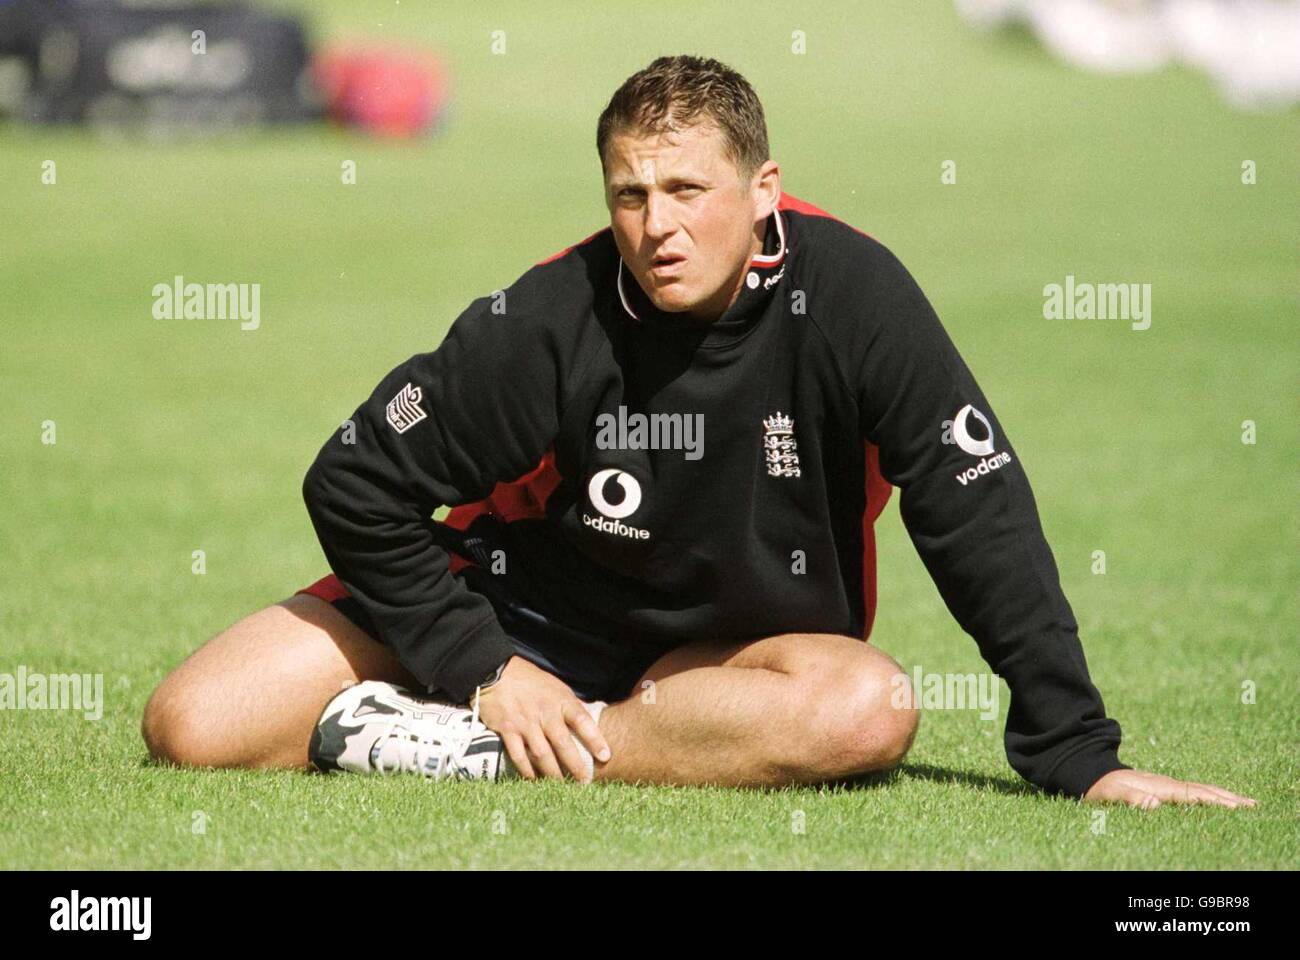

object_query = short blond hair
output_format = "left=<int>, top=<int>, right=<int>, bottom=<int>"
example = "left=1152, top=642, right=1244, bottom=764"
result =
left=597, top=55, right=770, bottom=179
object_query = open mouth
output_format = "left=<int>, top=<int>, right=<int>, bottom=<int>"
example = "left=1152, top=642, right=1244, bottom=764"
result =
left=650, top=254, right=686, bottom=273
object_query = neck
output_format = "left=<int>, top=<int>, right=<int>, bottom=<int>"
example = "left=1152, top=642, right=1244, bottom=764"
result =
left=686, top=222, right=766, bottom=324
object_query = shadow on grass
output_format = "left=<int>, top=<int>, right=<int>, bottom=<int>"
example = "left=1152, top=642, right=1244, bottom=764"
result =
left=133, top=756, right=1036, bottom=799
left=806, top=763, right=1037, bottom=798
left=894, top=763, right=1038, bottom=797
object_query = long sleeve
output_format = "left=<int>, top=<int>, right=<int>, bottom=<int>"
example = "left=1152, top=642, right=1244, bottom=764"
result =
left=852, top=243, right=1127, bottom=797
left=302, top=296, right=561, bottom=704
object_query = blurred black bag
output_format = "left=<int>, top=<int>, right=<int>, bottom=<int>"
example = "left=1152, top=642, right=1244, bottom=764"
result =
left=0, top=0, right=320, bottom=130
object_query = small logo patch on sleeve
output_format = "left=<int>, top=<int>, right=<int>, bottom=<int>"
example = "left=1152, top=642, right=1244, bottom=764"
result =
left=386, top=382, right=427, bottom=433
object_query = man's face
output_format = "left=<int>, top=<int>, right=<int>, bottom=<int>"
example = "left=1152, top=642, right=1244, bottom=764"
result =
left=603, top=123, right=776, bottom=321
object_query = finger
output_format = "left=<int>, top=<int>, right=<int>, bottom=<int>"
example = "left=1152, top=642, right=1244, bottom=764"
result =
left=1121, top=773, right=1253, bottom=808
left=1182, top=783, right=1242, bottom=808
left=524, top=726, right=565, bottom=781
left=565, top=703, right=611, bottom=765
left=1126, top=787, right=1162, bottom=809
left=543, top=713, right=591, bottom=783
left=1174, top=784, right=1242, bottom=809
left=1153, top=780, right=1232, bottom=807
left=501, top=731, right=535, bottom=781
left=1190, top=783, right=1257, bottom=807
left=1143, top=780, right=1235, bottom=808
left=1127, top=775, right=1197, bottom=802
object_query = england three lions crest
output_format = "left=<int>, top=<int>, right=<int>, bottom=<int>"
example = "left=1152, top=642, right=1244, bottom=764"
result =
left=762, top=411, right=801, bottom=478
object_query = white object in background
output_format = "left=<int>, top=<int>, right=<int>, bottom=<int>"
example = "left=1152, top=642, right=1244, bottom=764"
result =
left=1165, top=0, right=1300, bottom=110
left=1026, top=0, right=1173, bottom=74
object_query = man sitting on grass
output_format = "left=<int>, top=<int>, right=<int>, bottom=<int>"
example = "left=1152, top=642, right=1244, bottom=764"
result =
left=141, top=55, right=1254, bottom=810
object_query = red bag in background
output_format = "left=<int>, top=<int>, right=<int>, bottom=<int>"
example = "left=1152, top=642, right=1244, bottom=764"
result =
left=313, top=44, right=450, bottom=138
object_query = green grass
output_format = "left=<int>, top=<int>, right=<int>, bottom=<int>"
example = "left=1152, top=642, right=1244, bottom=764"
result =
left=1, top=0, right=1296, bottom=869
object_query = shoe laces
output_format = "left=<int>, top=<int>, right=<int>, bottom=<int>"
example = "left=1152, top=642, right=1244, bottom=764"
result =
left=370, top=687, right=491, bottom=780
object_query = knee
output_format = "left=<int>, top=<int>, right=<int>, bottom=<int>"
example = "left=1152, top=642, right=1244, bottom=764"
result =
left=801, top=646, right=919, bottom=779
left=141, top=673, right=213, bottom=767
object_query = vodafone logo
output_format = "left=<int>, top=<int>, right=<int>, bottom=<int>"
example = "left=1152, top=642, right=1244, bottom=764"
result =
left=952, top=404, right=995, bottom=457
left=588, top=469, right=641, bottom=518
left=949, top=404, right=1013, bottom=487
left=583, top=469, right=650, bottom=540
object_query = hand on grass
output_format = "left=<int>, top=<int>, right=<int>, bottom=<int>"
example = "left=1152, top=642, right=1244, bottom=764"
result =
left=1084, top=769, right=1256, bottom=809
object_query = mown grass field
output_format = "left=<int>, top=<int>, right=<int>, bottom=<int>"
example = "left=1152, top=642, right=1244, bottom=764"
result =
left=1, top=0, right=1295, bottom=869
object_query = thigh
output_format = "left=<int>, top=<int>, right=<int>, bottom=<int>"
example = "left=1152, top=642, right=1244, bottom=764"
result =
left=143, top=594, right=416, bottom=768
left=635, top=632, right=895, bottom=688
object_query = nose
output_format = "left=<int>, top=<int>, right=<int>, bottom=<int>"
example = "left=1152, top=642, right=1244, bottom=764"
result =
left=643, top=192, right=675, bottom=243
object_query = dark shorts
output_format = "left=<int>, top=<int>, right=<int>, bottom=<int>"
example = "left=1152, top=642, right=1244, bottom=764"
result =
left=296, top=564, right=659, bottom=704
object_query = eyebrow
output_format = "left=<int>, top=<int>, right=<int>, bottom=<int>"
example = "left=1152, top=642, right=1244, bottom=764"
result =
left=607, top=175, right=708, bottom=192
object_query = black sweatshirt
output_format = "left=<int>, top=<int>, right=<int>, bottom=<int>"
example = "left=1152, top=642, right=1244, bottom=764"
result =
left=303, top=193, right=1127, bottom=798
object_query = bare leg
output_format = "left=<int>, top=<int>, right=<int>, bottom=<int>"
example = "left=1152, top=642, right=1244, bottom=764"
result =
left=594, top=633, right=919, bottom=787
left=144, top=600, right=916, bottom=787
left=141, top=594, right=415, bottom=769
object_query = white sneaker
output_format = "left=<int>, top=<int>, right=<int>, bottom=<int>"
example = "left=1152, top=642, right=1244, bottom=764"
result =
left=309, top=681, right=513, bottom=781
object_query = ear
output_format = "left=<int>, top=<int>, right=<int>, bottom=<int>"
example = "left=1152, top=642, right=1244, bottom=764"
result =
left=750, top=160, right=781, bottom=221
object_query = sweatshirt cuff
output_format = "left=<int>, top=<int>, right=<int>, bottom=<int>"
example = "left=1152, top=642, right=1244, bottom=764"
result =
left=430, top=617, right=518, bottom=705
left=1045, top=741, right=1130, bottom=799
